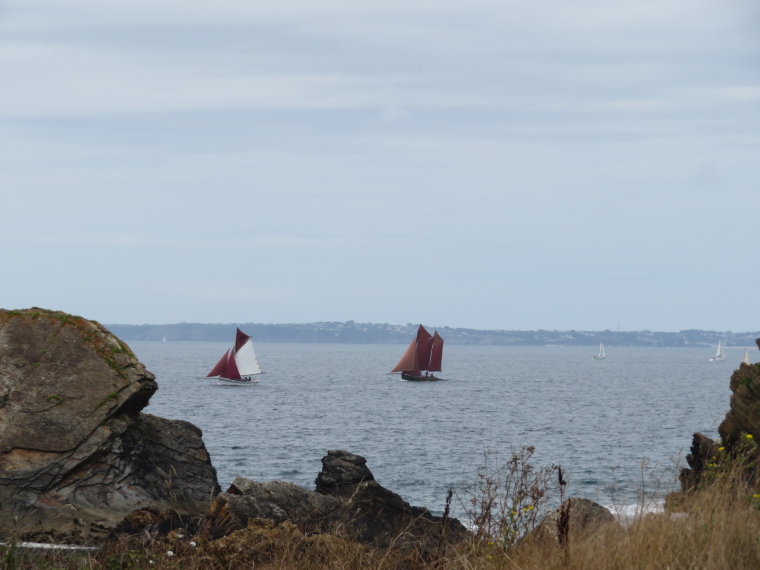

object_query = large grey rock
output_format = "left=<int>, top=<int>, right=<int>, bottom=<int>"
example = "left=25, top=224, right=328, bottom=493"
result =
left=316, top=450, right=469, bottom=553
left=204, top=450, right=469, bottom=556
left=0, top=308, right=220, bottom=540
left=531, top=497, right=617, bottom=542
left=204, top=477, right=342, bottom=539
left=315, top=449, right=374, bottom=497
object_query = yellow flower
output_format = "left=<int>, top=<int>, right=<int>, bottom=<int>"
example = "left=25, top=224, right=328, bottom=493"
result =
left=753, top=494, right=759, bottom=499
left=718, top=447, right=725, bottom=451
left=746, top=434, right=754, bottom=440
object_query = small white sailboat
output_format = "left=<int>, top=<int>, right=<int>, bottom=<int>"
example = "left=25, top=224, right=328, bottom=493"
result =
left=709, top=340, right=726, bottom=362
left=206, top=327, right=264, bottom=384
left=743, top=348, right=751, bottom=365
left=594, top=343, right=605, bottom=360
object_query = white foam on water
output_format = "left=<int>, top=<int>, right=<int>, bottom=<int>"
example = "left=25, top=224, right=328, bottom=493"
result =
left=606, top=500, right=671, bottom=527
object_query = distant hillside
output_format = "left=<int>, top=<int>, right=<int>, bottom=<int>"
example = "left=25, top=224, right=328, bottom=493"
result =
left=103, top=321, right=760, bottom=348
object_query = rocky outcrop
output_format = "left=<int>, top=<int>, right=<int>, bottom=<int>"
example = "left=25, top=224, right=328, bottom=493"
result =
left=315, top=449, right=375, bottom=497
left=679, top=341, right=760, bottom=490
left=718, top=353, right=760, bottom=445
left=203, top=478, right=342, bottom=540
left=203, top=450, right=469, bottom=555
left=679, top=432, right=720, bottom=491
left=0, top=308, right=220, bottom=540
left=315, top=450, right=469, bottom=551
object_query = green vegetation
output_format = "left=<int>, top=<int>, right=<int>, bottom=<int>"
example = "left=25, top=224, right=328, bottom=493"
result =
left=92, top=392, right=119, bottom=413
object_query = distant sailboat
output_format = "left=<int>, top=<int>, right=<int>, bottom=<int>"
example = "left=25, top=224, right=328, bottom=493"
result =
left=743, top=348, right=751, bottom=366
left=207, top=327, right=263, bottom=384
left=709, top=340, right=726, bottom=362
left=391, top=325, right=445, bottom=381
left=594, top=343, right=605, bottom=360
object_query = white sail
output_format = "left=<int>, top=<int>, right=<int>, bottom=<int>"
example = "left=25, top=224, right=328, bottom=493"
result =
left=594, top=343, right=605, bottom=359
left=235, top=338, right=263, bottom=376
left=743, top=348, right=751, bottom=365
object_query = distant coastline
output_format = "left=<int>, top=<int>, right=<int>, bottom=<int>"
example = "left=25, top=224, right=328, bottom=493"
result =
left=103, top=321, right=760, bottom=348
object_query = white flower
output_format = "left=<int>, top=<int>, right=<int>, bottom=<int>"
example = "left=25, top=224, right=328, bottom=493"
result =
left=166, top=550, right=174, bottom=557
left=190, top=541, right=197, bottom=547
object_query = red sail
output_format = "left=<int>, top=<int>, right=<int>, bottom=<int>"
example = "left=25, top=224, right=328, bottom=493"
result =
left=416, top=325, right=434, bottom=371
left=391, top=325, right=438, bottom=375
left=391, top=338, right=418, bottom=374
left=234, top=327, right=251, bottom=353
left=429, top=331, right=444, bottom=372
left=223, top=351, right=242, bottom=380
left=207, top=349, right=231, bottom=377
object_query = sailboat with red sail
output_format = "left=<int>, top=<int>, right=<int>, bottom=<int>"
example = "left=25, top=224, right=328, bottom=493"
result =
left=390, top=325, right=445, bottom=381
left=206, top=327, right=264, bottom=384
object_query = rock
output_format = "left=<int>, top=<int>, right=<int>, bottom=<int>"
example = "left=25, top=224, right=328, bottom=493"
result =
left=203, top=450, right=469, bottom=556
left=203, top=478, right=342, bottom=540
left=114, top=506, right=203, bottom=539
left=678, top=432, right=719, bottom=491
left=718, top=354, right=760, bottom=446
left=316, top=450, right=469, bottom=554
left=675, top=345, right=760, bottom=493
left=0, top=308, right=220, bottom=540
left=531, top=497, right=617, bottom=542
left=315, top=449, right=374, bottom=497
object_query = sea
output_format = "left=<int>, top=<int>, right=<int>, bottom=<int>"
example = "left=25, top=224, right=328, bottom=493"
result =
left=131, top=341, right=741, bottom=520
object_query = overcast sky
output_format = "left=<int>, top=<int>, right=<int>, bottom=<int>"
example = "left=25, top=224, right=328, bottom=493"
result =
left=2, top=0, right=759, bottom=331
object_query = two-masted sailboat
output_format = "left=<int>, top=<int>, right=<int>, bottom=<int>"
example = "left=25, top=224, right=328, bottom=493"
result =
left=207, top=327, right=264, bottom=384
left=390, top=324, right=444, bottom=381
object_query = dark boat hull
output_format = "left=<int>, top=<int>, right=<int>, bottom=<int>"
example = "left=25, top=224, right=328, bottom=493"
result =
left=401, top=372, right=443, bottom=381
left=217, top=376, right=260, bottom=384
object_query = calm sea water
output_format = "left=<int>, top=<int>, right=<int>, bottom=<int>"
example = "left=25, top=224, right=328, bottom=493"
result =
left=131, top=341, right=742, bottom=517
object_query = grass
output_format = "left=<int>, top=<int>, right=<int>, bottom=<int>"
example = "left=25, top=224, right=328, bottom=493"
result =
left=3, top=445, right=760, bottom=569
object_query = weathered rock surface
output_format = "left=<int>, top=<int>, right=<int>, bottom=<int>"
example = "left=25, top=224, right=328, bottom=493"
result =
left=316, top=450, right=470, bottom=552
left=531, top=497, right=617, bottom=542
left=203, top=478, right=342, bottom=540
left=719, top=352, right=760, bottom=445
left=679, top=432, right=720, bottom=491
left=315, top=449, right=374, bottom=497
left=679, top=342, right=760, bottom=489
left=204, top=450, right=469, bottom=555
left=0, top=308, right=220, bottom=540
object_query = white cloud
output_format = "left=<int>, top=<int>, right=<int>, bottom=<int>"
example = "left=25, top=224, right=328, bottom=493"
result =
left=11, top=0, right=723, bottom=29
left=1, top=0, right=759, bottom=329
left=717, top=86, right=760, bottom=101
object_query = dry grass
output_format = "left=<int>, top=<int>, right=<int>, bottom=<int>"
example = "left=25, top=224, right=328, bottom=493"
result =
left=3, top=490, right=760, bottom=570
left=4, top=446, right=760, bottom=570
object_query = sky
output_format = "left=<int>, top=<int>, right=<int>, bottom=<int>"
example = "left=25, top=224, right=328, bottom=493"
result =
left=1, top=0, right=759, bottom=332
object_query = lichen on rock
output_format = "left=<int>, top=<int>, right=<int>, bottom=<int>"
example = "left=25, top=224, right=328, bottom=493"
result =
left=0, top=308, right=220, bottom=541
